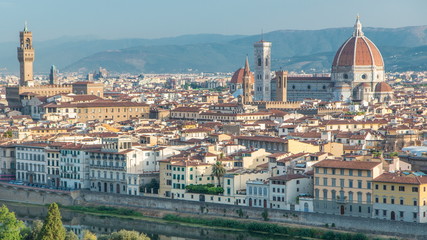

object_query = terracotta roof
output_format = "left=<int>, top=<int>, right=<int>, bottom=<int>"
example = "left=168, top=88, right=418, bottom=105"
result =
left=236, top=135, right=288, bottom=144
left=313, top=160, right=381, bottom=170
left=269, top=174, right=307, bottom=181
left=375, top=82, right=393, bottom=93
left=332, top=35, right=383, bottom=67
left=374, top=172, right=427, bottom=185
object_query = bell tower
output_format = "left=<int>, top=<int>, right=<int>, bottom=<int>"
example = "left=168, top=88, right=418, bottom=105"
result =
left=17, top=22, right=35, bottom=86
left=275, top=70, right=287, bottom=102
left=242, top=57, right=254, bottom=104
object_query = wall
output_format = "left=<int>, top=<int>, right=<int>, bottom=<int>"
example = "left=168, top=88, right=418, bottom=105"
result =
left=0, top=182, right=425, bottom=239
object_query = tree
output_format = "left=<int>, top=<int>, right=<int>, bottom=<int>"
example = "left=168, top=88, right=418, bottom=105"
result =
left=211, top=161, right=226, bottom=187
left=65, top=230, right=79, bottom=240
left=0, top=205, right=25, bottom=240
left=25, top=219, right=43, bottom=240
left=38, top=203, right=66, bottom=240
left=83, top=230, right=97, bottom=240
left=108, top=230, right=150, bottom=240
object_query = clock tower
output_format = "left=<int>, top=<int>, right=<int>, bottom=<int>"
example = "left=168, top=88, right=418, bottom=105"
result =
left=17, top=22, right=35, bottom=86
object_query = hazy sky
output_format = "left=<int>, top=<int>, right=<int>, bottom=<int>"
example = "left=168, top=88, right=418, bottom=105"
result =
left=0, top=0, right=425, bottom=42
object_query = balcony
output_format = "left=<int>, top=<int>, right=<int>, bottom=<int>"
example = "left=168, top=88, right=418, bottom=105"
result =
left=336, top=196, right=347, bottom=203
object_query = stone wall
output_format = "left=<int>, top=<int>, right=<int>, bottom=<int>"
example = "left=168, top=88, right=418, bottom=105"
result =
left=0, top=183, right=425, bottom=239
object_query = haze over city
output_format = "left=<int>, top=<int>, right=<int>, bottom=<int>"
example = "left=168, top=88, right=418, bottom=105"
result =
left=0, top=0, right=425, bottom=42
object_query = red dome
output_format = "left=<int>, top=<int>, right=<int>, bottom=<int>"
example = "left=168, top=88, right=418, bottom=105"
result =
left=332, top=17, right=383, bottom=68
left=375, top=82, right=392, bottom=92
left=230, top=68, right=245, bottom=84
left=230, top=68, right=254, bottom=84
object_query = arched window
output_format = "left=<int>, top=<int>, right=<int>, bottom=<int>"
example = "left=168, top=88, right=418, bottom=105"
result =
left=265, top=58, right=269, bottom=66
left=258, top=58, right=261, bottom=66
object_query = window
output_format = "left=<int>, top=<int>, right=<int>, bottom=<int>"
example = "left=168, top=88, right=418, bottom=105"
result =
left=400, top=211, right=404, bottom=218
left=349, top=170, right=353, bottom=176
left=400, top=198, right=404, bottom=205
left=332, top=169, right=336, bottom=175
left=323, top=168, right=328, bottom=174
left=391, top=198, right=395, bottom=204
left=315, top=177, right=319, bottom=185
left=367, top=182, right=371, bottom=189
left=331, top=178, right=336, bottom=187
left=358, top=170, right=362, bottom=177
left=414, top=200, right=418, bottom=206
left=340, top=179, right=344, bottom=187
left=375, top=209, right=379, bottom=216
left=340, top=169, right=344, bottom=175
left=383, top=185, right=387, bottom=190
left=323, top=178, right=328, bottom=186
left=412, top=187, right=419, bottom=192
left=357, top=192, right=362, bottom=203
left=383, top=210, right=387, bottom=216
left=391, top=185, right=395, bottom=191
left=348, top=180, right=353, bottom=188
left=358, top=180, right=362, bottom=189
left=383, top=197, right=387, bottom=204
left=399, top=186, right=405, bottom=192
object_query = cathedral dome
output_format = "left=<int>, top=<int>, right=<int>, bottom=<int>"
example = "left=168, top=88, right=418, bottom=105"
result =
left=230, top=67, right=254, bottom=84
left=332, top=17, right=384, bottom=68
left=230, top=68, right=245, bottom=84
left=375, top=82, right=392, bottom=92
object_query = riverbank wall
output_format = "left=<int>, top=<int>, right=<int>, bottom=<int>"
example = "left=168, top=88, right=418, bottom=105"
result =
left=0, top=183, right=424, bottom=239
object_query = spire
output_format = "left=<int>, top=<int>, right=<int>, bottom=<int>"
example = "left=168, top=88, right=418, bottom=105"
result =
left=353, top=15, right=363, bottom=37
left=24, top=21, right=28, bottom=32
left=244, top=55, right=250, bottom=72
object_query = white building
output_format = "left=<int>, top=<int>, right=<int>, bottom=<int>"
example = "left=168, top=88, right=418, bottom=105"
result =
left=15, top=143, right=48, bottom=185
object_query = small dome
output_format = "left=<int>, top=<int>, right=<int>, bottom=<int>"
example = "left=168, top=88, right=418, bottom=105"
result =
left=230, top=68, right=245, bottom=84
left=332, top=17, right=384, bottom=68
left=375, top=82, right=392, bottom=92
left=230, top=67, right=254, bottom=84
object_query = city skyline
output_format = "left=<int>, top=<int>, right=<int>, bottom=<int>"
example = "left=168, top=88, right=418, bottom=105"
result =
left=0, top=0, right=425, bottom=42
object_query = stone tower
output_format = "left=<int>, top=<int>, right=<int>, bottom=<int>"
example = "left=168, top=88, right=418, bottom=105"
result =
left=49, top=65, right=58, bottom=85
left=275, top=70, right=288, bottom=102
left=242, top=57, right=254, bottom=104
left=254, top=40, right=272, bottom=101
left=17, top=22, right=35, bottom=86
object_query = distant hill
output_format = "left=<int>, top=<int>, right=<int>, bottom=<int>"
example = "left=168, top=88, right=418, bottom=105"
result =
left=1, top=25, right=426, bottom=74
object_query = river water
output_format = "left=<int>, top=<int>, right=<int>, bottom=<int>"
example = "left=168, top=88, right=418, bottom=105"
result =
left=2, top=201, right=299, bottom=240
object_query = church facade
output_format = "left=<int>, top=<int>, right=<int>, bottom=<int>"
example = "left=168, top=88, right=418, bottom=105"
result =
left=230, top=17, right=393, bottom=103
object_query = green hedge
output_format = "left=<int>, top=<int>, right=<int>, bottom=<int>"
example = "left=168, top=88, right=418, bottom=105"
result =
left=63, top=205, right=143, bottom=217
left=185, top=184, right=224, bottom=195
left=163, top=214, right=381, bottom=240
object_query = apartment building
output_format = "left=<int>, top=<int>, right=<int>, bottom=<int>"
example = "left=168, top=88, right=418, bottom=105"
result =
left=15, top=143, right=48, bottom=184
left=373, top=172, right=427, bottom=223
left=313, top=159, right=383, bottom=217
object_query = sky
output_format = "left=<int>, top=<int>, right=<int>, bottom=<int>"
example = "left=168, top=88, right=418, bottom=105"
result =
left=0, top=0, right=425, bottom=42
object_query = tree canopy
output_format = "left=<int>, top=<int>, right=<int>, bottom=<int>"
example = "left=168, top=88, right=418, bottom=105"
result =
left=211, top=161, right=226, bottom=187
left=38, top=203, right=66, bottom=240
left=0, top=205, right=25, bottom=240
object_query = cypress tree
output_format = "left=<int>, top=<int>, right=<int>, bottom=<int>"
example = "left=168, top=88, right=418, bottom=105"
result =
left=38, top=203, right=66, bottom=240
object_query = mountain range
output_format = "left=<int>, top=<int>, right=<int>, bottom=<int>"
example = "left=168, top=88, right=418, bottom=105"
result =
left=0, top=25, right=426, bottom=74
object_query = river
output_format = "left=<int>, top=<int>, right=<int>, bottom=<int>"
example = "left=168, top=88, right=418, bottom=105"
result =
left=2, top=201, right=301, bottom=240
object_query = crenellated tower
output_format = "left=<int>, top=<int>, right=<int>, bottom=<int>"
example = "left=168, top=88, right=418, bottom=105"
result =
left=17, top=22, right=35, bottom=86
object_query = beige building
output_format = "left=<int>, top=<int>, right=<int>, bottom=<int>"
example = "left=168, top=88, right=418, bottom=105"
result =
left=313, top=159, right=383, bottom=217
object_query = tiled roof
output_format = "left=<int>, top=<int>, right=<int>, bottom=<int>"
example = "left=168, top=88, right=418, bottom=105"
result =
left=313, top=159, right=381, bottom=170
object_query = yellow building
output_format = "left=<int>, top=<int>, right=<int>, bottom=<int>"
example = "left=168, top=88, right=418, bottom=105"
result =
left=373, top=172, right=427, bottom=223
left=158, top=159, right=214, bottom=198
left=313, top=160, right=383, bottom=217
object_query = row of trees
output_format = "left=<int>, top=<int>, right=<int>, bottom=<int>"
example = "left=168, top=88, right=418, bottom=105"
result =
left=0, top=203, right=150, bottom=240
